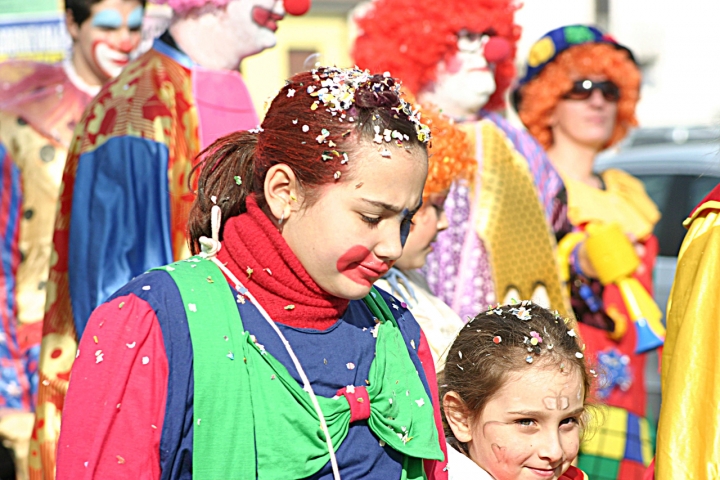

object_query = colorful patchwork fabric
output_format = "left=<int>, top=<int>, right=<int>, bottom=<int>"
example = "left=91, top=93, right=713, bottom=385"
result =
left=28, top=38, right=253, bottom=480
left=578, top=405, right=654, bottom=480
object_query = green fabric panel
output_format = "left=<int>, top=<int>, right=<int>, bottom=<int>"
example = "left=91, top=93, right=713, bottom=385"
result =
left=157, top=257, right=256, bottom=480
left=577, top=453, right=621, bottom=479
left=158, top=259, right=442, bottom=479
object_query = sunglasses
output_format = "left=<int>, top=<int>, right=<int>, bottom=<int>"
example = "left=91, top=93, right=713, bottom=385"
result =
left=563, top=79, right=620, bottom=102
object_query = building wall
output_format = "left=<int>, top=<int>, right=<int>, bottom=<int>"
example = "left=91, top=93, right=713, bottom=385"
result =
left=514, top=0, right=720, bottom=127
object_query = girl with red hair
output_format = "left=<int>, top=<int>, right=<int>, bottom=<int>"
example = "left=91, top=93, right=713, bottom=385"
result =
left=515, top=25, right=661, bottom=480
left=54, top=67, right=449, bottom=479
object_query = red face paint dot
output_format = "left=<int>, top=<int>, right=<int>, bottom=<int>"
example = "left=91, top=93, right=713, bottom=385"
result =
left=493, top=336, right=502, bottom=344
left=50, top=348, right=62, bottom=359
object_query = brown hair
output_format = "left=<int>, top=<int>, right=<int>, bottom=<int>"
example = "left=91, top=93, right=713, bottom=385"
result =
left=187, top=67, right=429, bottom=254
left=516, top=43, right=640, bottom=150
left=440, top=302, right=594, bottom=449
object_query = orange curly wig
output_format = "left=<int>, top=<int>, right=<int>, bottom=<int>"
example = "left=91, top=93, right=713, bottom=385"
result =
left=517, top=43, right=640, bottom=150
left=352, top=0, right=520, bottom=111
left=419, top=100, right=476, bottom=200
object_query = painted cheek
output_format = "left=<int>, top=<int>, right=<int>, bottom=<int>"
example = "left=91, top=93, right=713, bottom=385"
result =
left=445, top=55, right=463, bottom=75
left=482, top=421, right=534, bottom=474
left=92, top=40, right=129, bottom=79
left=336, top=245, right=390, bottom=286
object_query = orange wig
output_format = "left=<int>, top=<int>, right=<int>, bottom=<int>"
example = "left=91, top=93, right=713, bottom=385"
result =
left=517, top=43, right=641, bottom=150
left=352, top=0, right=520, bottom=111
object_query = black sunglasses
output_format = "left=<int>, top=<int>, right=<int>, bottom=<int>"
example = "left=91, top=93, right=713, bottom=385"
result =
left=563, top=79, right=620, bottom=102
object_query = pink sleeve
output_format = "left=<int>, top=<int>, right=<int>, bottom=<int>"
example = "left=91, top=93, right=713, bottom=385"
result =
left=418, top=329, right=448, bottom=480
left=56, top=293, right=169, bottom=480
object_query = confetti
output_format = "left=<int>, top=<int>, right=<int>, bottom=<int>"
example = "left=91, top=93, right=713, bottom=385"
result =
left=234, top=176, right=242, bottom=186
left=118, top=301, right=125, bottom=309
left=284, top=304, right=295, bottom=310
left=415, top=399, right=425, bottom=407
left=334, top=171, right=341, bottom=180
left=188, top=304, right=197, bottom=313
left=526, top=356, right=534, bottom=364
left=287, top=88, right=296, bottom=97
left=246, top=267, right=254, bottom=279
left=575, top=352, right=584, bottom=358
left=93, top=335, right=98, bottom=344
left=117, top=456, right=125, bottom=464
left=567, top=329, right=576, bottom=337
left=142, top=285, right=151, bottom=291
left=493, top=336, right=502, bottom=344
left=302, top=125, right=309, bottom=132
left=227, top=352, right=235, bottom=360
left=346, top=362, right=355, bottom=370
left=126, top=342, right=136, bottom=349
left=142, top=356, right=150, bottom=365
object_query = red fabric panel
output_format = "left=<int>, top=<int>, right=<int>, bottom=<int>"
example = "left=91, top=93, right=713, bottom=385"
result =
left=56, top=294, right=168, bottom=480
left=418, top=330, right=448, bottom=480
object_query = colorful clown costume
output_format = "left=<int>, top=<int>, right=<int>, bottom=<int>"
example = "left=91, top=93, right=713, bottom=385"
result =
left=0, top=59, right=100, bottom=478
left=561, top=169, right=660, bottom=479
left=29, top=36, right=259, bottom=479
left=656, top=184, right=720, bottom=479
left=423, top=113, right=571, bottom=321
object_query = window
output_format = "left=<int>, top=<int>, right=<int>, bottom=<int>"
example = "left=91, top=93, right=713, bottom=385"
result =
left=636, top=174, right=719, bottom=256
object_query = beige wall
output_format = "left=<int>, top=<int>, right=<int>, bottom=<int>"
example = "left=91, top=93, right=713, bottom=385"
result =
left=241, top=14, right=352, bottom=119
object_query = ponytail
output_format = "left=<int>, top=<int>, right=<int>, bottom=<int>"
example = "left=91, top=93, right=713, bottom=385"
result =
left=187, top=131, right=258, bottom=254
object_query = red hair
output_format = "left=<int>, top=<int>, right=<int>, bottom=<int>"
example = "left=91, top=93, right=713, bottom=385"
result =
left=187, top=69, right=429, bottom=253
left=517, top=43, right=640, bottom=150
left=352, top=0, right=520, bottom=111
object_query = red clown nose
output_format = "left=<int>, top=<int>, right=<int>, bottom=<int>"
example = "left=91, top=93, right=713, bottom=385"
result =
left=484, top=36, right=511, bottom=64
left=284, top=0, right=311, bottom=15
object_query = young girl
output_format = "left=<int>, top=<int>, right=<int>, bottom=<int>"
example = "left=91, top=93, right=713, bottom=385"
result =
left=54, top=66, right=447, bottom=479
left=442, top=302, right=591, bottom=480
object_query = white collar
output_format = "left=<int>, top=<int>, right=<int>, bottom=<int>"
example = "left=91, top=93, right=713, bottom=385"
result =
left=446, top=443, right=495, bottom=480
left=62, top=58, right=101, bottom=97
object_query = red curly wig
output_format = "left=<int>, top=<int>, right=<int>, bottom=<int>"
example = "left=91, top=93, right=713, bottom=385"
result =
left=517, top=43, right=640, bottom=150
left=417, top=98, right=476, bottom=200
left=352, top=0, right=520, bottom=111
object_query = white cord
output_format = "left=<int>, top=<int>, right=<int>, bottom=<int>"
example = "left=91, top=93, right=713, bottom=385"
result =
left=198, top=205, right=342, bottom=480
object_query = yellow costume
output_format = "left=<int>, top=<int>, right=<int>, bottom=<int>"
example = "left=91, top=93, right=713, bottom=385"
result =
left=656, top=185, right=720, bottom=479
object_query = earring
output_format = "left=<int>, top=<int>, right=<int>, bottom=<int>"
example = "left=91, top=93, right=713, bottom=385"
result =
left=278, top=211, right=285, bottom=226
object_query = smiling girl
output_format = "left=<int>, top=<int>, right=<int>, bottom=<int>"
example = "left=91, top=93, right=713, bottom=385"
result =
left=442, top=303, right=591, bottom=480
left=54, top=66, right=447, bottom=479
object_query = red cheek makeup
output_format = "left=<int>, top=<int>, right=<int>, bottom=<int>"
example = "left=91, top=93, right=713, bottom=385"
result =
left=336, top=245, right=390, bottom=286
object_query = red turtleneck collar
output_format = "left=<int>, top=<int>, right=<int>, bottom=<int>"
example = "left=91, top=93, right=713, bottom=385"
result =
left=217, top=196, right=350, bottom=330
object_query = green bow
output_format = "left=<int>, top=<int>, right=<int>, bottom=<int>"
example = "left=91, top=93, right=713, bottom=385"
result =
left=157, top=257, right=443, bottom=480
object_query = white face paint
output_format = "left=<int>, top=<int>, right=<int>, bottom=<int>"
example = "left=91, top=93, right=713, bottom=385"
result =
left=420, top=33, right=497, bottom=120
left=224, top=0, right=285, bottom=63
left=93, top=40, right=131, bottom=78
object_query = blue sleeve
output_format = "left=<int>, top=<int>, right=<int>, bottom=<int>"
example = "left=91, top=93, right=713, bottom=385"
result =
left=0, top=141, right=26, bottom=410
left=68, top=136, right=174, bottom=337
